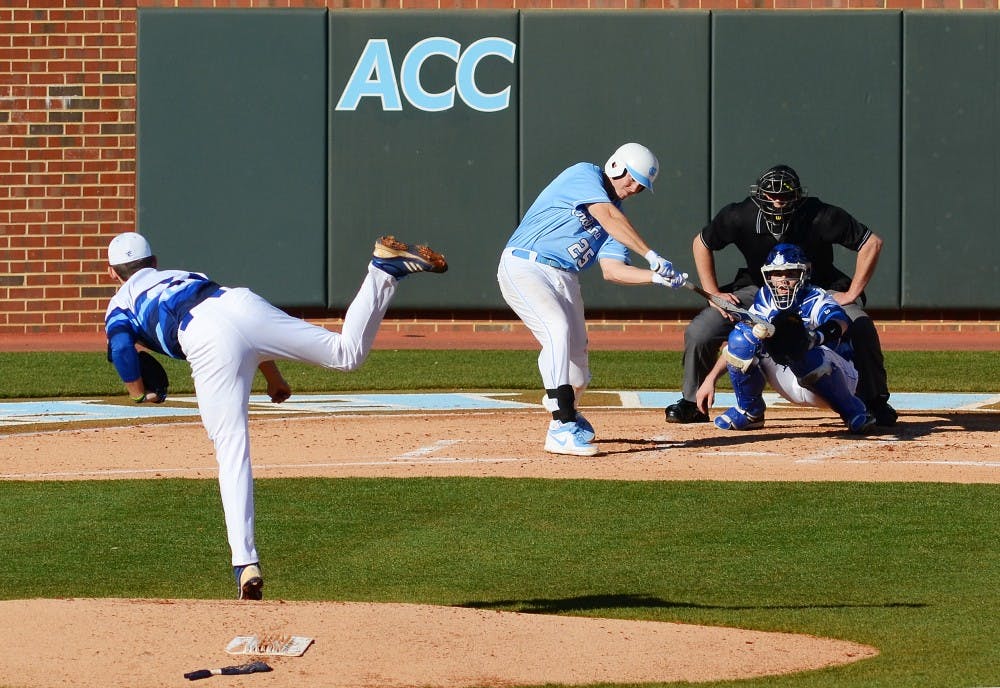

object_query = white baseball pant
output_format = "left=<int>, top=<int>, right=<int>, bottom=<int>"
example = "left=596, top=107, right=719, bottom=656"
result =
left=759, top=347, right=860, bottom=408
left=177, top=264, right=396, bottom=566
left=497, top=249, right=591, bottom=406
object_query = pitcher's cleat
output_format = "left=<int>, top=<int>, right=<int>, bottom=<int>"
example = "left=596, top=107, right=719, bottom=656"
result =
left=372, top=236, right=448, bottom=278
left=234, top=563, right=263, bottom=601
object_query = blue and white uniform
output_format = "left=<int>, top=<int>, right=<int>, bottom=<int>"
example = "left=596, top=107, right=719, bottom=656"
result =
left=497, top=162, right=628, bottom=400
left=747, top=285, right=859, bottom=406
left=106, top=264, right=399, bottom=568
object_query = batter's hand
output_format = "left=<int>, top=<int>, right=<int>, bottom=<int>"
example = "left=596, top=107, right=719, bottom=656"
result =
left=643, top=250, right=676, bottom=278
left=651, top=271, right=687, bottom=289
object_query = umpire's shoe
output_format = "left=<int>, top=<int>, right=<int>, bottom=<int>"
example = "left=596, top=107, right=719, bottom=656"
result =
left=870, top=400, right=898, bottom=427
left=234, top=563, right=263, bottom=601
left=372, top=236, right=448, bottom=279
left=665, top=398, right=710, bottom=424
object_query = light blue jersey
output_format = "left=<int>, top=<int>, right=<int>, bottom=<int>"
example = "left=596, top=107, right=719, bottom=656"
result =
left=505, top=163, right=628, bottom=272
left=105, top=267, right=222, bottom=381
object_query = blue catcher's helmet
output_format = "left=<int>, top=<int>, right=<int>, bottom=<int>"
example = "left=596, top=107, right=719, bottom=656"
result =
left=761, top=243, right=811, bottom=310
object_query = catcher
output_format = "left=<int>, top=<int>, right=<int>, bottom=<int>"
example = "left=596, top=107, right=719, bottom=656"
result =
left=695, top=243, right=876, bottom=434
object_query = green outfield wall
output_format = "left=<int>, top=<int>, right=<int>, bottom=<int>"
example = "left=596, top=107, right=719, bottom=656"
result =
left=137, top=9, right=1000, bottom=312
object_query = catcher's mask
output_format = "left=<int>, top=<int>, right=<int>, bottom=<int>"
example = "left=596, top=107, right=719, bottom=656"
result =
left=751, top=165, right=806, bottom=238
left=762, top=243, right=810, bottom=310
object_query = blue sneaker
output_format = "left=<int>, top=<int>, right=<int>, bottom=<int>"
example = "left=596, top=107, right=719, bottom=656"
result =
left=545, top=420, right=598, bottom=456
left=714, top=406, right=765, bottom=431
left=234, top=563, right=263, bottom=600
left=371, top=236, right=447, bottom=279
left=575, top=412, right=596, bottom=442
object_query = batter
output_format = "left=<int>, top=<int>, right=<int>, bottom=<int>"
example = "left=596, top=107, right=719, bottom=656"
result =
left=497, top=142, right=685, bottom=457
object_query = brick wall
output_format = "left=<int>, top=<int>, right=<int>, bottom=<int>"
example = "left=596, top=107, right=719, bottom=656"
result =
left=0, top=0, right=996, bottom=335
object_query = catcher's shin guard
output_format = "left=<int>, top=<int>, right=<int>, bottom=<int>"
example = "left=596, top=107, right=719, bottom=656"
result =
left=796, top=358, right=873, bottom=433
left=724, top=323, right=763, bottom=372
left=715, top=363, right=766, bottom=430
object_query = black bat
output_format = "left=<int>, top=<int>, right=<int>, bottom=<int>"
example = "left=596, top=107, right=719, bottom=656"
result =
left=681, top=280, right=775, bottom=336
left=184, top=661, right=272, bottom=681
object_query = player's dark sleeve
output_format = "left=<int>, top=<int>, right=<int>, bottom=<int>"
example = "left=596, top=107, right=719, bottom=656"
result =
left=700, top=200, right=753, bottom=251
left=814, top=203, right=871, bottom=251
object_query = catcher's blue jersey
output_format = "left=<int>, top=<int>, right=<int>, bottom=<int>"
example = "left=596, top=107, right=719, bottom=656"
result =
left=505, top=162, right=628, bottom=271
left=749, top=284, right=854, bottom=359
left=105, top=267, right=221, bottom=381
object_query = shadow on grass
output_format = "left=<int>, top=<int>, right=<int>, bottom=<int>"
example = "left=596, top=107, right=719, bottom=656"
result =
left=459, top=593, right=927, bottom=615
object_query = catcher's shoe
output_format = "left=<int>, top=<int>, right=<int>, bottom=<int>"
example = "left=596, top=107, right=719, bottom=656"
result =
left=575, top=412, right=596, bottom=443
left=372, top=236, right=448, bottom=279
left=714, top=406, right=765, bottom=431
left=847, top=411, right=876, bottom=435
left=234, top=563, right=263, bottom=601
left=545, top=420, right=598, bottom=457
left=665, top=398, right=710, bottom=424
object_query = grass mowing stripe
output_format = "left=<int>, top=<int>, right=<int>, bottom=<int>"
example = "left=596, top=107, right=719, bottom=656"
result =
left=0, top=350, right=996, bottom=398
left=1, top=478, right=997, bottom=687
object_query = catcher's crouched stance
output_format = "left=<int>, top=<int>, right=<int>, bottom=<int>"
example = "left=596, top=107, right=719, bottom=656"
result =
left=696, top=243, right=876, bottom=434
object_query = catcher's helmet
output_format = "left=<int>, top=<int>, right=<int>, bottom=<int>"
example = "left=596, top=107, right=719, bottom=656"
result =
left=605, top=142, right=659, bottom=192
left=751, top=165, right=806, bottom=237
left=762, top=242, right=810, bottom=310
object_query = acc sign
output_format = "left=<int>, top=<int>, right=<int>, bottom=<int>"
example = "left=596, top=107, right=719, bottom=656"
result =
left=335, top=37, right=517, bottom=113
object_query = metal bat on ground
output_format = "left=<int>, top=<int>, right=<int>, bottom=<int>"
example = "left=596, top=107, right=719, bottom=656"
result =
left=681, top=280, right=775, bottom=337
left=184, top=661, right=272, bottom=681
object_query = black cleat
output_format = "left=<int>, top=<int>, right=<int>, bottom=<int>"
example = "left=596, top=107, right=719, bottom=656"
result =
left=665, top=399, right=710, bottom=424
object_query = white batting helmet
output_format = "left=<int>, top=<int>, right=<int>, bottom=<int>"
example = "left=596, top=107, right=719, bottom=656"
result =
left=604, top=142, right=659, bottom=192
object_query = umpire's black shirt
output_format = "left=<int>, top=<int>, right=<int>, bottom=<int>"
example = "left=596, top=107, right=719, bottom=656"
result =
left=700, top=196, right=872, bottom=301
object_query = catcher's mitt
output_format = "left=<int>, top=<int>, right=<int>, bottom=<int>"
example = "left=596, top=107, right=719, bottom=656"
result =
left=138, top=350, right=168, bottom=403
left=763, top=311, right=815, bottom=366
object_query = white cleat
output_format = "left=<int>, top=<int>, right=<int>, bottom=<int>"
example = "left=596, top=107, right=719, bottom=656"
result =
left=545, top=420, right=599, bottom=457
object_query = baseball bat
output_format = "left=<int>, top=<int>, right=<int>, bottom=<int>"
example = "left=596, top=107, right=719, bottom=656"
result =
left=681, top=280, right=775, bottom=336
left=184, top=661, right=272, bottom=681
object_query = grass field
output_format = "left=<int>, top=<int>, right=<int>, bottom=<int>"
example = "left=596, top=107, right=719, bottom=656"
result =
left=1, top=350, right=998, bottom=688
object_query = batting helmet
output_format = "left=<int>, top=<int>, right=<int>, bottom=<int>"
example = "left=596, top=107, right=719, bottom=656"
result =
left=761, top=242, right=811, bottom=310
left=750, top=165, right=807, bottom=237
left=605, top=143, right=659, bottom=192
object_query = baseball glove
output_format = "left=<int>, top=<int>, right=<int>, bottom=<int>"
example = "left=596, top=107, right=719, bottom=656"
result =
left=763, top=310, right=815, bottom=366
left=138, top=351, right=168, bottom=403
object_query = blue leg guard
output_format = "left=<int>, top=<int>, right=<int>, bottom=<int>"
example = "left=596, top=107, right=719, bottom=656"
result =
left=793, top=352, right=874, bottom=434
left=715, top=363, right=766, bottom=431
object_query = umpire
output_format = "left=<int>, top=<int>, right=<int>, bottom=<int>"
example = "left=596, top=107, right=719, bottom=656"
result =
left=664, top=164, right=897, bottom=427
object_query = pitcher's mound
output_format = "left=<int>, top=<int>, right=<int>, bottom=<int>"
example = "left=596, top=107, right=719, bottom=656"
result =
left=2, top=598, right=876, bottom=687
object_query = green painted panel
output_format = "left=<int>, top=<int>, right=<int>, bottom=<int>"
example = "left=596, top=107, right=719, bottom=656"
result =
left=329, top=11, right=519, bottom=309
left=903, top=12, right=1000, bottom=309
left=137, top=9, right=328, bottom=306
left=520, top=12, right=712, bottom=311
left=712, top=11, right=902, bottom=309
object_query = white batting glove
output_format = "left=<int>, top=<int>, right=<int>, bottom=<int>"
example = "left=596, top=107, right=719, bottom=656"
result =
left=644, top=250, right=677, bottom=278
left=651, top=271, right=688, bottom=289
